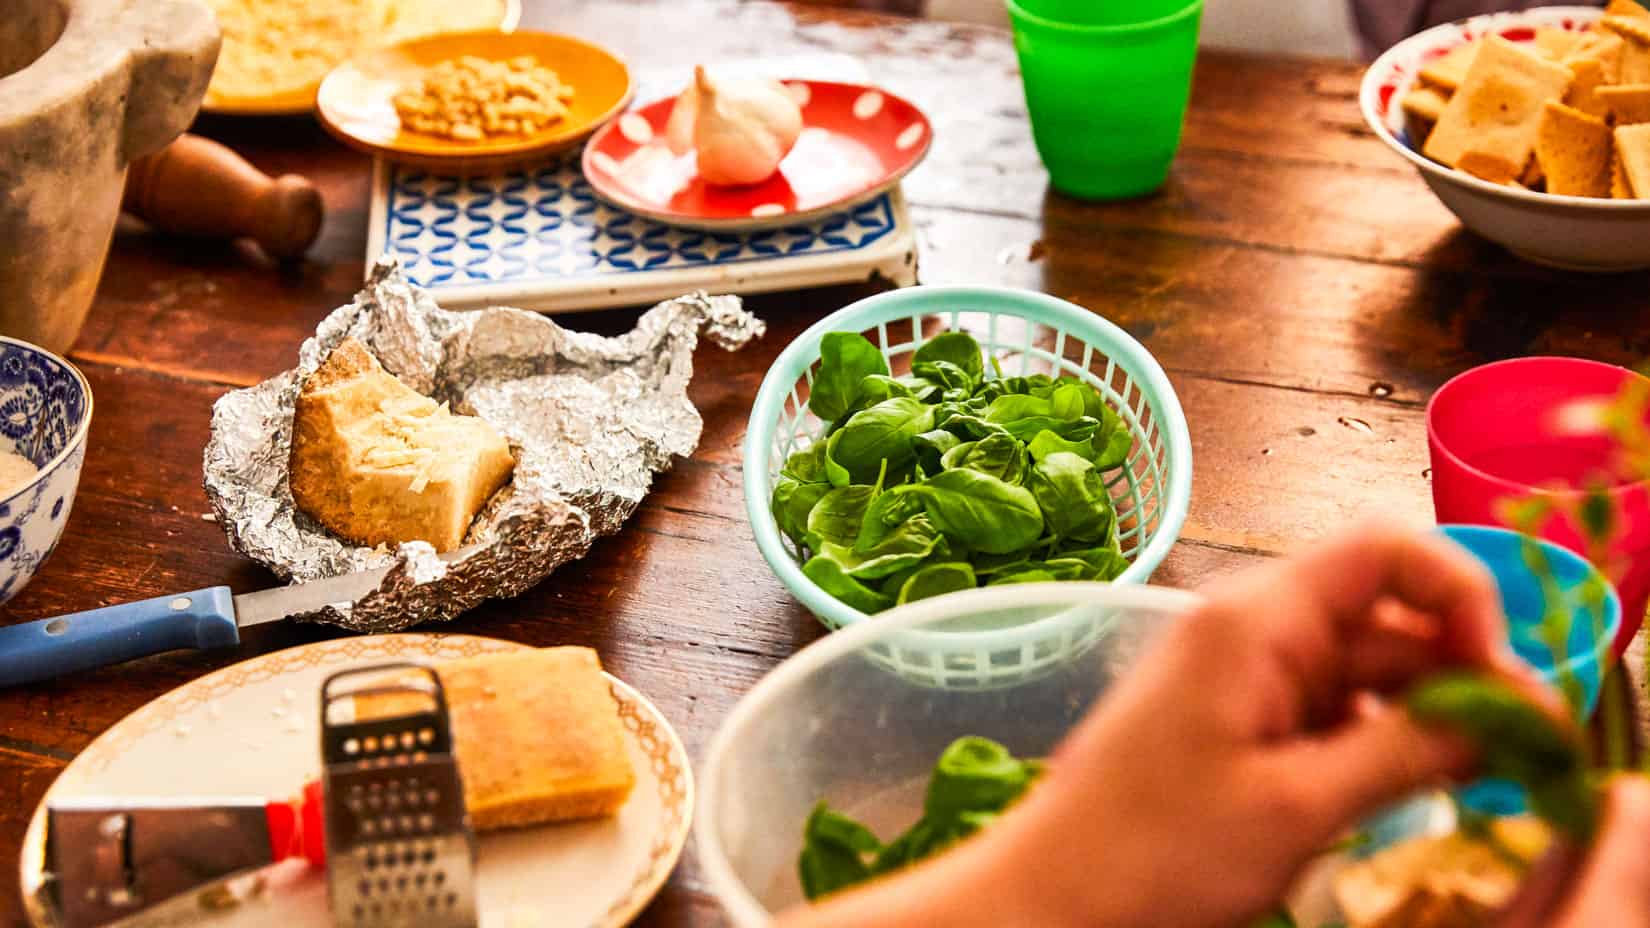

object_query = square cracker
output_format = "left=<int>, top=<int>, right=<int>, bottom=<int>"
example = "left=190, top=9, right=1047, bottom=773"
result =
left=1459, top=150, right=1523, bottom=184
left=1613, top=147, right=1633, bottom=196
left=1567, top=58, right=1612, bottom=119
left=1424, top=37, right=1576, bottom=169
left=1602, top=15, right=1650, bottom=81
left=1401, top=85, right=1450, bottom=144
left=1536, top=28, right=1585, bottom=60
left=1618, top=123, right=1650, bottom=196
left=1536, top=101, right=1613, bottom=196
left=1565, top=32, right=1626, bottom=84
left=1600, top=83, right=1650, bottom=123
left=1606, top=0, right=1650, bottom=19
left=1420, top=41, right=1480, bottom=93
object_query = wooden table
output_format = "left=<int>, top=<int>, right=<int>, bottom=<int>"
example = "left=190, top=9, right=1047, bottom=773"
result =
left=4, top=2, right=1649, bottom=924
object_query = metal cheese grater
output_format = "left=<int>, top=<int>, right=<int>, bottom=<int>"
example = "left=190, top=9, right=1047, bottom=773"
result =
left=319, top=663, right=477, bottom=928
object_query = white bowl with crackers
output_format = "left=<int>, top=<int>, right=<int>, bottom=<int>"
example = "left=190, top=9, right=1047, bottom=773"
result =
left=1361, top=3, right=1650, bottom=272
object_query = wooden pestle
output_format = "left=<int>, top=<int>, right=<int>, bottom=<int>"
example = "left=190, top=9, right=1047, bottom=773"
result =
left=122, top=133, right=324, bottom=259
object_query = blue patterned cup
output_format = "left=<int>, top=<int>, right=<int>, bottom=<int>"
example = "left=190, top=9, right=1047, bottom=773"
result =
left=0, top=337, right=91, bottom=604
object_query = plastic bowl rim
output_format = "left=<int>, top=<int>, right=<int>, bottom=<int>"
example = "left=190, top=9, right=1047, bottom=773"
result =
left=694, top=580, right=1205, bottom=927
left=1435, top=523, right=1623, bottom=683
left=1005, top=0, right=1203, bottom=36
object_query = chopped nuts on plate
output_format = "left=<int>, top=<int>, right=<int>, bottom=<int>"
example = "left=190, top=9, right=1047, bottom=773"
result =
left=316, top=29, right=632, bottom=172
left=393, top=55, right=574, bottom=142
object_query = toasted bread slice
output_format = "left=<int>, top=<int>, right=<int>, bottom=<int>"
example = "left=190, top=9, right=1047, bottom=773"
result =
left=1419, top=41, right=1481, bottom=93
left=1618, top=123, right=1650, bottom=196
left=1537, top=101, right=1614, bottom=196
left=289, top=338, right=515, bottom=552
left=1425, top=37, right=1576, bottom=169
left=437, top=648, right=636, bottom=830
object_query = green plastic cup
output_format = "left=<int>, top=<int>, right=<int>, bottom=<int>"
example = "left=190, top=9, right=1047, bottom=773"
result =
left=1008, top=0, right=1203, bottom=200
left=1014, top=0, right=1190, bottom=27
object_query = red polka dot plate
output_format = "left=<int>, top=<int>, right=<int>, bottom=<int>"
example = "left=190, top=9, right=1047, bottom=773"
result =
left=581, top=80, right=932, bottom=232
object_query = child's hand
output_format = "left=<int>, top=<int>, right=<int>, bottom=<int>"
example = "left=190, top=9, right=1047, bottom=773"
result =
left=1499, top=775, right=1650, bottom=927
left=979, top=522, right=1527, bottom=926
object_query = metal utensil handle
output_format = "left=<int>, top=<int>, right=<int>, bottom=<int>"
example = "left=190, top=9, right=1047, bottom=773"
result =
left=0, top=587, right=237, bottom=687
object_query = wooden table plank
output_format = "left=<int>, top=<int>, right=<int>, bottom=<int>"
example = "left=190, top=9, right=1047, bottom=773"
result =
left=8, top=2, right=1649, bottom=926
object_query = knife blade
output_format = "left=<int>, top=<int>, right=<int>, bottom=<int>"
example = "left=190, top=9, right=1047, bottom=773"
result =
left=0, top=549, right=475, bottom=688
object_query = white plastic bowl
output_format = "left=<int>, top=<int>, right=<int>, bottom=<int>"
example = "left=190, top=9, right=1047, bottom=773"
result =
left=1360, top=7, right=1650, bottom=272
left=695, top=582, right=1199, bottom=925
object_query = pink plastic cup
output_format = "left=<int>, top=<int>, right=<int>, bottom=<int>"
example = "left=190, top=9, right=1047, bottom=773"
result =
left=1428, top=357, right=1650, bottom=658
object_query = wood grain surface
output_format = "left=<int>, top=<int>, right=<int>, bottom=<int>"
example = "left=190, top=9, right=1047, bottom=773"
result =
left=3, top=2, right=1648, bottom=925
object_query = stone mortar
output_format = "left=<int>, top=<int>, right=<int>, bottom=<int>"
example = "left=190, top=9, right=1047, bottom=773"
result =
left=0, top=0, right=219, bottom=355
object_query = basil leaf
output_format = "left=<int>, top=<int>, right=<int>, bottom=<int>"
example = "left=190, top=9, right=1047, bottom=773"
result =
left=1028, top=451, right=1115, bottom=544
left=925, top=737, right=1042, bottom=821
left=912, top=428, right=961, bottom=476
left=806, top=484, right=878, bottom=549
left=941, top=432, right=1028, bottom=485
left=1092, top=402, right=1131, bottom=470
left=988, top=568, right=1058, bottom=585
left=1049, top=382, right=1088, bottom=421
left=897, top=562, right=976, bottom=604
left=817, top=517, right=941, bottom=581
left=825, top=396, right=935, bottom=486
left=911, top=332, right=984, bottom=390
left=809, top=332, right=888, bottom=423
left=1052, top=545, right=1130, bottom=580
left=1027, top=428, right=1097, bottom=463
left=802, top=737, right=1041, bottom=900
left=781, top=443, right=829, bottom=481
left=855, top=488, right=928, bottom=551
left=802, top=555, right=894, bottom=613
left=984, top=393, right=1053, bottom=424
left=772, top=477, right=832, bottom=547
left=902, top=469, right=1044, bottom=554
left=799, top=801, right=881, bottom=901
left=1406, top=673, right=1593, bottom=838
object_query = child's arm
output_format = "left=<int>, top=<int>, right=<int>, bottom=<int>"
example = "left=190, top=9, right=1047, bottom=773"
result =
left=780, top=523, right=1646, bottom=927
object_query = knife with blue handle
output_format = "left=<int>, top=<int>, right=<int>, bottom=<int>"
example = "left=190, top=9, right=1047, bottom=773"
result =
left=0, top=564, right=399, bottom=687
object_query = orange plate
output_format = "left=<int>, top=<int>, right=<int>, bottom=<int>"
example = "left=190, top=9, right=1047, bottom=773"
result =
left=316, top=30, right=632, bottom=173
left=202, top=0, right=522, bottom=116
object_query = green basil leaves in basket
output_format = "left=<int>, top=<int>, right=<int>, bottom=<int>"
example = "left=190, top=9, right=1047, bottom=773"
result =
left=772, top=330, right=1133, bottom=613
left=799, top=736, right=1043, bottom=901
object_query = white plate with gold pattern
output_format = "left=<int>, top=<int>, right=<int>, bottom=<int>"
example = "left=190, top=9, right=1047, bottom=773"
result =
left=18, top=635, right=692, bottom=927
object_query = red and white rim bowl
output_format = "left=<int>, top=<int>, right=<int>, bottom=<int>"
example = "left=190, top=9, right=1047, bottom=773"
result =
left=581, top=79, right=932, bottom=232
left=1359, top=6, right=1650, bottom=271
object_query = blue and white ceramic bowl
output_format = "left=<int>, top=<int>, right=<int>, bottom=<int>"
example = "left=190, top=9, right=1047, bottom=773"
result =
left=0, top=337, right=91, bottom=604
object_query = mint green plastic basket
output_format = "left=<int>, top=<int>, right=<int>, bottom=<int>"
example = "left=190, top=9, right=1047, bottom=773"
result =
left=744, top=287, right=1193, bottom=690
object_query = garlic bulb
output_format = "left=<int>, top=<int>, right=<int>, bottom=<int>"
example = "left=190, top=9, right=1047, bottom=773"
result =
left=665, top=66, right=803, bottom=186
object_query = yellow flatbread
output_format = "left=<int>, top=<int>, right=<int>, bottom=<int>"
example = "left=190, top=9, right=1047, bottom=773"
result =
left=1419, top=41, right=1481, bottom=93
left=1618, top=123, right=1650, bottom=196
left=1424, top=37, right=1576, bottom=170
left=1536, top=102, right=1613, bottom=196
left=1566, top=57, right=1612, bottom=119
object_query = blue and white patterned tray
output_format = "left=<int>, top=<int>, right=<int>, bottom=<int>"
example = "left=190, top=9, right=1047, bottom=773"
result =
left=366, top=158, right=917, bottom=312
